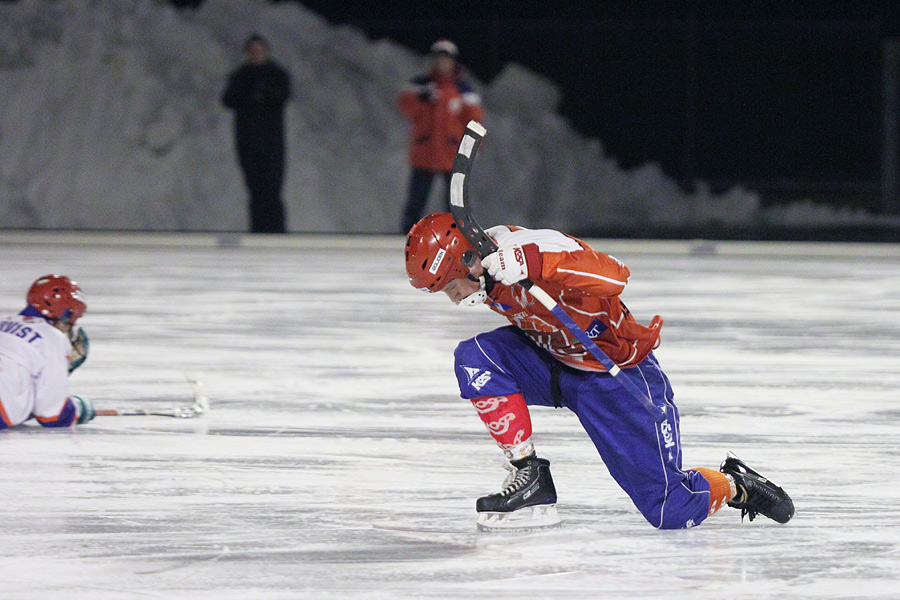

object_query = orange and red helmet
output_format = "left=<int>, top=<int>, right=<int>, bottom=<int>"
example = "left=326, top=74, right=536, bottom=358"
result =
left=26, top=274, right=87, bottom=324
left=405, top=213, right=474, bottom=292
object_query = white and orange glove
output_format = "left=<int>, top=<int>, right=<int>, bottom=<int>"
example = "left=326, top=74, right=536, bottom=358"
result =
left=481, top=243, right=540, bottom=286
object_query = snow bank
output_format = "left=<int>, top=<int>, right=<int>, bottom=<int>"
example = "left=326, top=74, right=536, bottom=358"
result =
left=0, top=0, right=821, bottom=234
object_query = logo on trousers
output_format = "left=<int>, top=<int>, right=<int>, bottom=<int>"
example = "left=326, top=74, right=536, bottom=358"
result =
left=660, top=419, right=676, bottom=449
left=463, top=365, right=492, bottom=391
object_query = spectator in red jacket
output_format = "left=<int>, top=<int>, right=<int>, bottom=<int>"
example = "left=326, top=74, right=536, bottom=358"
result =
left=398, top=40, right=485, bottom=233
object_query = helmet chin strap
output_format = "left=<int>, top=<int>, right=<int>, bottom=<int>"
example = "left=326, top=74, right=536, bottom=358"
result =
left=458, top=275, right=488, bottom=307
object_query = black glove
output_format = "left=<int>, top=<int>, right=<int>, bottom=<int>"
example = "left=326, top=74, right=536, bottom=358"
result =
left=417, top=83, right=439, bottom=103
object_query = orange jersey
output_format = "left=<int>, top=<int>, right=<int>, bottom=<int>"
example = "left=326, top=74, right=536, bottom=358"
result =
left=398, top=71, right=485, bottom=172
left=483, top=226, right=662, bottom=372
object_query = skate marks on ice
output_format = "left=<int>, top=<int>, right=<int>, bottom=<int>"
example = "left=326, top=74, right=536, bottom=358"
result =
left=0, top=235, right=899, bottom=599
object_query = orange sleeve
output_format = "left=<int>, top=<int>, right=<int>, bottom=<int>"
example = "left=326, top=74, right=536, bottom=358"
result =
left=397, top=90, right=423, bottom=121
left=539, top=248, right=631, bottom=298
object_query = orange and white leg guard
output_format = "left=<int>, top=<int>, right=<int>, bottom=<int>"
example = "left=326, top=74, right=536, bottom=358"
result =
left=693, top=467, right=737, bottom=516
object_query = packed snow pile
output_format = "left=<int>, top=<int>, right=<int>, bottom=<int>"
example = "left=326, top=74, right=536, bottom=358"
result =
left=0, top=0, right=812, bottom=234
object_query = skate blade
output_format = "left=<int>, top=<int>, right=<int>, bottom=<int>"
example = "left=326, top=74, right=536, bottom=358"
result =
left=476, top=504, right=561, bottom=532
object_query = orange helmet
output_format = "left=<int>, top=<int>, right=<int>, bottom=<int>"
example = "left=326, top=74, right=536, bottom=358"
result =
left=26, top=274, right=87, bottom=323
left=405, top=213, right=474, bottom=292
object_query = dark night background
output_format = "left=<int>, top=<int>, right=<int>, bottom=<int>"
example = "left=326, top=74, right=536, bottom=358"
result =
left=237, top=1, right=900, bottom=215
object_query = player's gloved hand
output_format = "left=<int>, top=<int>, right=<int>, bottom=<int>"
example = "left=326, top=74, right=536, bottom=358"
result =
left=71, top=395, right=95, bottom=424
left=481, top=244, right=535, bottom=286
left=68, top=326, right=89, bottom=374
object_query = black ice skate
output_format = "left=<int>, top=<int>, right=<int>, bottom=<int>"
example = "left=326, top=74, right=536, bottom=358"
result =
left=720, top=452, right=794, bottom=523
left=476, top=454, right=561, bottom=531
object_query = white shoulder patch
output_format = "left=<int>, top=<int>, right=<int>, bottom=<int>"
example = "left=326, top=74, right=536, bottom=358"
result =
left=487, top=225, right=581, bottom=253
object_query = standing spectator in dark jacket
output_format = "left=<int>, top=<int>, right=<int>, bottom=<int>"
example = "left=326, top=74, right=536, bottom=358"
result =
left=398, top=39, right=485, bottom=233
left=222, top=34, right=291, bottom=233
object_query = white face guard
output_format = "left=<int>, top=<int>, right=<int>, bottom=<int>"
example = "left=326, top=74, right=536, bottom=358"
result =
left=457, top=275, right=488, bottom=307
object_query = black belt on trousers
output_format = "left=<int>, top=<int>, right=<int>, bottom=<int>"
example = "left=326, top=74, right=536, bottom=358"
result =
left=550, top=361, right=564, bottom=408
left=550, top=359, right=613, bottom=409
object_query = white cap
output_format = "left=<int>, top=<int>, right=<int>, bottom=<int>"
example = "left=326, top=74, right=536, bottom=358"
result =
left=429, top=39, right=459, bottom=58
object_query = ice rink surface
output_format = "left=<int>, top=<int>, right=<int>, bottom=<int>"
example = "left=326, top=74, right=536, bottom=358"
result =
left=1, top=232, right=898, bottom=600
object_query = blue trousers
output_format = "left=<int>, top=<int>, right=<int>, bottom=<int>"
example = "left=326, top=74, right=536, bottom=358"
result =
left=454, top=326, right=713, bottom=529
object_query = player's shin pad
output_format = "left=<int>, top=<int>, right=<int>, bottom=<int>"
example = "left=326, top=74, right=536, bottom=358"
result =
left=477, top=504, right=561, bottom=532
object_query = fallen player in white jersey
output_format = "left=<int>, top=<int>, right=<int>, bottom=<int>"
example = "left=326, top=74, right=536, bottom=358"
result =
left=0, top=275, right=94, bottom=429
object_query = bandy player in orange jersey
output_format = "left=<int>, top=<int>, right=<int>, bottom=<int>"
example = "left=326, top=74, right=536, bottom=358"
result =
left=406, top=213, right=794, bottom=531
left=0, top=275, right=94, bottom=429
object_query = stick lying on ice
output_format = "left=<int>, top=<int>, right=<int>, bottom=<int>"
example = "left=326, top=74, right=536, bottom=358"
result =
left=95, top=372, right=210, bottom=419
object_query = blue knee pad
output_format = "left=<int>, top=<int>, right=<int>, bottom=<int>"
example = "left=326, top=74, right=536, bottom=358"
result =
left=454, top=337, right=519, bottom=399
left=630, top=467, right=712, bottom=530
left=453, top=327, right=554, bottom=402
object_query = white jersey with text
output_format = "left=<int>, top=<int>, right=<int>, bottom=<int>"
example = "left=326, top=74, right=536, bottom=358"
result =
left=0, top=314, right=72, bottom=427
